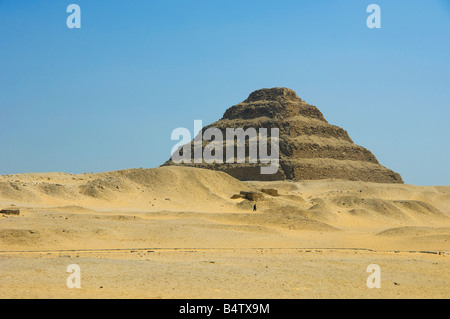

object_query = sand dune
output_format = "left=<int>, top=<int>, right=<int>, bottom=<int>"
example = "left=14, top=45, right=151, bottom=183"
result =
left=0, top=166, right=252, bottom=212
left=0, top=166, right=449, bottom=298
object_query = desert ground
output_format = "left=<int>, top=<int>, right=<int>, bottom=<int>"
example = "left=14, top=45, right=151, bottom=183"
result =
left=0, top=166, right=449, bottom=298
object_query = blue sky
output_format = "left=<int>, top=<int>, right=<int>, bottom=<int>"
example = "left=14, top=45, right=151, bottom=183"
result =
left=0, top=0, right=449, bottom=185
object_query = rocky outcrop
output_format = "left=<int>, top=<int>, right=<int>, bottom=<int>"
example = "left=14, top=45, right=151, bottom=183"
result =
left=261, top=189, right=279, bottom=196
left=0, top=209, right=20, bottom=215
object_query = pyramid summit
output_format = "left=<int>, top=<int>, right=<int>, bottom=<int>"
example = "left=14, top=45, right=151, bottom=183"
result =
left=164, top=87, right=403, bottom=184
left=223, top=87, right=326, bottom=122
left=243, top=87, right=302, bottom=102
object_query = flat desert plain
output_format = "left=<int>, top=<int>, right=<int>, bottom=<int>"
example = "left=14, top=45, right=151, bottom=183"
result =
left=0, top=166, right=449, bottom=298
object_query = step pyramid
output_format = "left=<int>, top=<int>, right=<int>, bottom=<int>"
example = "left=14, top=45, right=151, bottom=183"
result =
left=163, top=87, right=403, bottom=183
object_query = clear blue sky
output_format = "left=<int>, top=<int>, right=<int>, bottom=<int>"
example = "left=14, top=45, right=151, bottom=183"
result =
left=0, top=0, right=449, bottom=185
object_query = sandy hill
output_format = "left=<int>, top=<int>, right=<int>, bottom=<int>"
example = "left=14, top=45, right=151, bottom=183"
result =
left=163, top=87, right=403, bottom=183
left=0, top=166, right=252, bottom=212
left=1, top=166, right=447, bottom=232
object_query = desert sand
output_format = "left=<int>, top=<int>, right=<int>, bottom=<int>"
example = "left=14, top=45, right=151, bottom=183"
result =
left=0, top=166, right=449, bottom=298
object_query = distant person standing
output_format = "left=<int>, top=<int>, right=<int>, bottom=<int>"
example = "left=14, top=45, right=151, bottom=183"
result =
left=253, top=204, right=257, bottom=211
